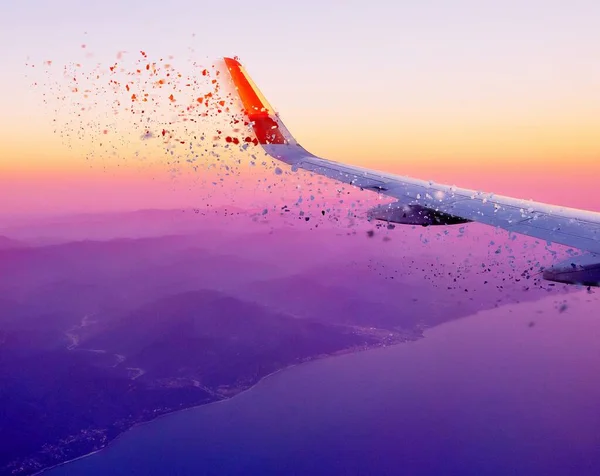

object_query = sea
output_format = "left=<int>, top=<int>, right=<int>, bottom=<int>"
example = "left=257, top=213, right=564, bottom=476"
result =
left=49, top=291, right=600, bottom=476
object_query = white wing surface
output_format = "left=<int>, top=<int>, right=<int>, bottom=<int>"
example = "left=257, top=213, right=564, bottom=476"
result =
left=222, top=57, right=600, bottom=285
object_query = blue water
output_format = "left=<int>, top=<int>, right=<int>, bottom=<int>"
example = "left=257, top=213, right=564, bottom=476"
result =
left=50, top=293, right=600, bottom=476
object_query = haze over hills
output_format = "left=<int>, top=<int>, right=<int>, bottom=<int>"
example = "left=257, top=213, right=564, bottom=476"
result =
left=0, top=206, right=577, bottom=474
left=0, top=237, right=26, bottom=250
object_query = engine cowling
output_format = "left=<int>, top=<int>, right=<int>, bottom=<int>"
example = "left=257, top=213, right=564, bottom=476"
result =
left=367, top=202, right=471, bottom=227
left=542, top=253, right=600, bottom=286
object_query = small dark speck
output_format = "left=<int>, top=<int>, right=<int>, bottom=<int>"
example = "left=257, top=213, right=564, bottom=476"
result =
left=558, top=303, right=568, bottom=313
left=528, top=321, right=535, bottom=328
left=366, top=230, right=375, bottom=238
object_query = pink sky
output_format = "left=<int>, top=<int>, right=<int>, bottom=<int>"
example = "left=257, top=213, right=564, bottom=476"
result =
left=1, top=1, right=599, bottom=216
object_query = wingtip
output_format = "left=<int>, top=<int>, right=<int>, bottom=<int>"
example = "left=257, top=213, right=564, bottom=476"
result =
left=223, top=56, right=242, bottom=67
left=221, top=55, right=296, bottom=146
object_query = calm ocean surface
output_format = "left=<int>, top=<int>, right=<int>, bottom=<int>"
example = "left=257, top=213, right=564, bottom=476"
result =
left=49, top=292, right=600, bottom=476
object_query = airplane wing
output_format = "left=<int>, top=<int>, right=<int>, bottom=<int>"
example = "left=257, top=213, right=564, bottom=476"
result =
left=221, top=57, right=600, bottom=286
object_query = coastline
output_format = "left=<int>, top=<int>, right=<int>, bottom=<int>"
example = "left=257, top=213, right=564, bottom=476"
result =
left=32, top=290, right=594, bottom=475
left=35, top=338, right=411, bottom=476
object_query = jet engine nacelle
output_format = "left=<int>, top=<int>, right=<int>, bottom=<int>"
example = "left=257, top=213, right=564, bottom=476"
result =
left=542, top=253, right=600, bottom=286
left=367, top=202, right=471, bottom=227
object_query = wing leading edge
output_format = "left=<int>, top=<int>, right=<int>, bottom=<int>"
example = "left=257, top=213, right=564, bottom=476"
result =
left=222, top=57, right=600, bottom=285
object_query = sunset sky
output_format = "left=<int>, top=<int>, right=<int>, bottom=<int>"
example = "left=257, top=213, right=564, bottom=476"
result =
left=1, top=0, right=599, bottom=214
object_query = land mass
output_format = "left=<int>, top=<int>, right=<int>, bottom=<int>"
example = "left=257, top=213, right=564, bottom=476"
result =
left=0, top=209, right=570, bottom=475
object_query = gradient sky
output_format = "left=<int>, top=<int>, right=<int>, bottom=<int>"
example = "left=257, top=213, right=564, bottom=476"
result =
left=1, top=0, right=599, bottom=214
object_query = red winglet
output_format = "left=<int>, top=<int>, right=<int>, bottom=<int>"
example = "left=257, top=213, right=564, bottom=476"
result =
left=224, top=57, right=286, bottom=145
